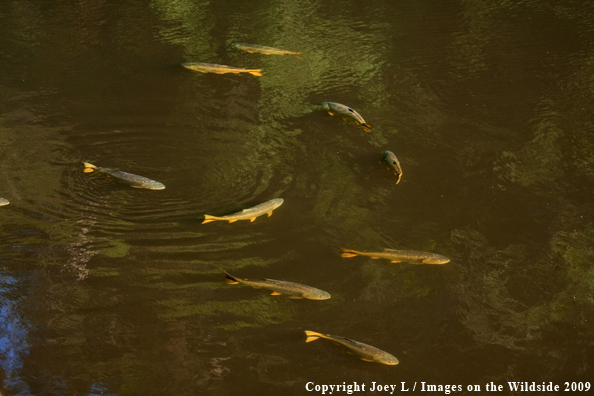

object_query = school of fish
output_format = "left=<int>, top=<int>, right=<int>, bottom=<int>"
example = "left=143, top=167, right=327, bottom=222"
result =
left=0, top=42, right=453, bottom=369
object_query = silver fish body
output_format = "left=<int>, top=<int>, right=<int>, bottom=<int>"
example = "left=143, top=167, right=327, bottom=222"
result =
left=182, top=62, right=262, bottom=76
left=341, top=248, right=450, bottom=264
left=225, top=273, right=330, bottom=300
left=321, top=102, right=371, bottom=131
left=234, top=43, right=302, bottom=59
left=202, top=198, right=284, bottom=224
left=305, top=330, right=399, bottom=365
left=383, top=151, right=403, bottom=184
left=83, top=162, right=165, bottom=190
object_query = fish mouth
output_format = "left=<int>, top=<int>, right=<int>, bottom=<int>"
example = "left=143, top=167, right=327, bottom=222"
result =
left=308, top=295, right=331, bottom=300
left=147, top=185, right=166, bottom=190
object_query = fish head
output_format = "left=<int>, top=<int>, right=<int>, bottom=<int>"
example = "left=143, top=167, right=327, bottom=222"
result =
left=269, top=198, right=284, bottom=209
left=320, top=102, right=330, bottom=111
left=144, top=181, right=166, bottom=190
left=377, top=354, right=400, bottom=365
left=425, top=255, right=450, bottom=264
left=181, top=63, right=199, bottom=71
left=305, top=290, right=331, bottom=300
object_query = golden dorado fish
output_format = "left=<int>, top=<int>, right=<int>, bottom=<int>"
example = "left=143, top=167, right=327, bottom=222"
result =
left=341, top=248, right=450, bottom=264
left=321, top=102, right=371, bottom=132
left=304, top=330, right=399, bottom=365
left=0, top=198, right=9, bottom=206
left=83, top=162, right=165, bottom=190
left=233, top=43, right=302, bottom=59
left=182, top=62, right=262, bottom=76
left=202, top=198, right=283, bottom=224
left=383, top=150, right=402, bottom=184
left=225, top=273, right=330, bottom=300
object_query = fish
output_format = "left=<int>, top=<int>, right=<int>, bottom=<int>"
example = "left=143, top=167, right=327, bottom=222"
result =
left=304, top=330, right=399, bottom=365
left=202, top=198, right=283, bottom=224
left=0, top=198, right=9, bottom=206
left=83, top=162, right=165, bottom=190
left=383, top=151, right=403, bottom=184
left=321, top=102, right=371, bottom=132
left=340, top=248, right=450, bottom=264
left=233, top=43, right=302, bottom=59
left=182, top=62, right=262, bottom=76
left=224, top=273, right=331, bottom=300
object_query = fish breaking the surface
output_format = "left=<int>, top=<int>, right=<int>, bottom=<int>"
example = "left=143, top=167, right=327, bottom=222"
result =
left=321, top=102, right=371, bottom=132
left=182, top=62, right=262, bottom=76
left=341, top=248, right=450, bottom=264
left=83, top=162, right=165, bottom=190
left=225, top=273, right=330, bottom=300
left=202, top=198, right=284, bottom=224
left=233, top=43, right=302, bottom=59
left=383, top=151, right=403, bottom=184
left=304, top=330, right=399, bottom=365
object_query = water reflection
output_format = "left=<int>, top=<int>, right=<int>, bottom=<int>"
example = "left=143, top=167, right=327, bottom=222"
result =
left=1, top=0, right=594, bottom=393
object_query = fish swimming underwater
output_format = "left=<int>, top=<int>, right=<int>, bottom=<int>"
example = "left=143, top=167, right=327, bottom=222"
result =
left=0, top=198, right=9, bottom=206
left=202, top=198, right=284, bottom=224
left=340, top=248, right=450, bottom=264
left=233, top=43, right=302, bottom=59
left=225, top=273, right=331, bottom=300
left=321, top=102, right=371, bottom=132
left=83, top=162, right=165, bottom=190
left=304, top=330, right=399, bottom=365
left=383, top=151, right=403, bottom=184
left=182, top=62, right=262, bottom=76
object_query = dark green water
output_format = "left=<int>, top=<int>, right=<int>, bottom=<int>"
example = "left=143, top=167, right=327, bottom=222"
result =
left=1, top=0, right=593, bottom=395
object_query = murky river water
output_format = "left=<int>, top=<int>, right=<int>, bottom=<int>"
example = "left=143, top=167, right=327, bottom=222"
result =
left=1, top=0, right=594, bottom=395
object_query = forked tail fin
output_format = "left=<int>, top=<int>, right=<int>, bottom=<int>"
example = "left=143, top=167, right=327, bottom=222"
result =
left=249, top=70, right=263, bottom=77
left=305, top=330, right=323, bottom=343
left=224, top=272, right=240, bottom=285
left=295, top=53, right=302, bottom=60
left=202, top=215, right=219, bottom=224
left=340, top=248, right=359, bottom=258
left=83, top=162, right=97, bottom=173
left=361, top=123, right=371, bottom=132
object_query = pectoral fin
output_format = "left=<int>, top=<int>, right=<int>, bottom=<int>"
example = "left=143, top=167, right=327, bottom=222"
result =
left=341, top=253, right=358, bottom=258
left=360, top=357, right=375, bottom=362
left=83, top=168, right=95, bottom=173
left=228, top=219, right=238, bottom=223
left=267, top=210, right=273, bottom=217
left=391, top=260, right=401, bottom=263
left=250, top=217, right=256, bottom=222
left=328, top=112, right=334, bottom=116
left=270, top=291, right=282, bottom=296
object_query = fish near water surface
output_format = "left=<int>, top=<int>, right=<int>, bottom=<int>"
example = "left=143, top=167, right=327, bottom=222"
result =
left=304, top=331, right=399, bottom=365
left=341, top=248, right=450, bottom=264
left=233, top=43, right=302, bottom=59
left=182, top=62, right=262, bottom=76
left=0, top=198, right=9, bottom=206
left=321, top=102, right=371, bottom=132
left=202, top=198, right=284, bottom=224
left=83, top=162, right=165, bottom=190
left=225, top=273, right=331, bottom=300
left=383, top=151, right=403, bottom=184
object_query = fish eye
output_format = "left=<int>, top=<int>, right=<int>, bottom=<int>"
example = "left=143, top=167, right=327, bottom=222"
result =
left=348, top=108, right=354, bottom=112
